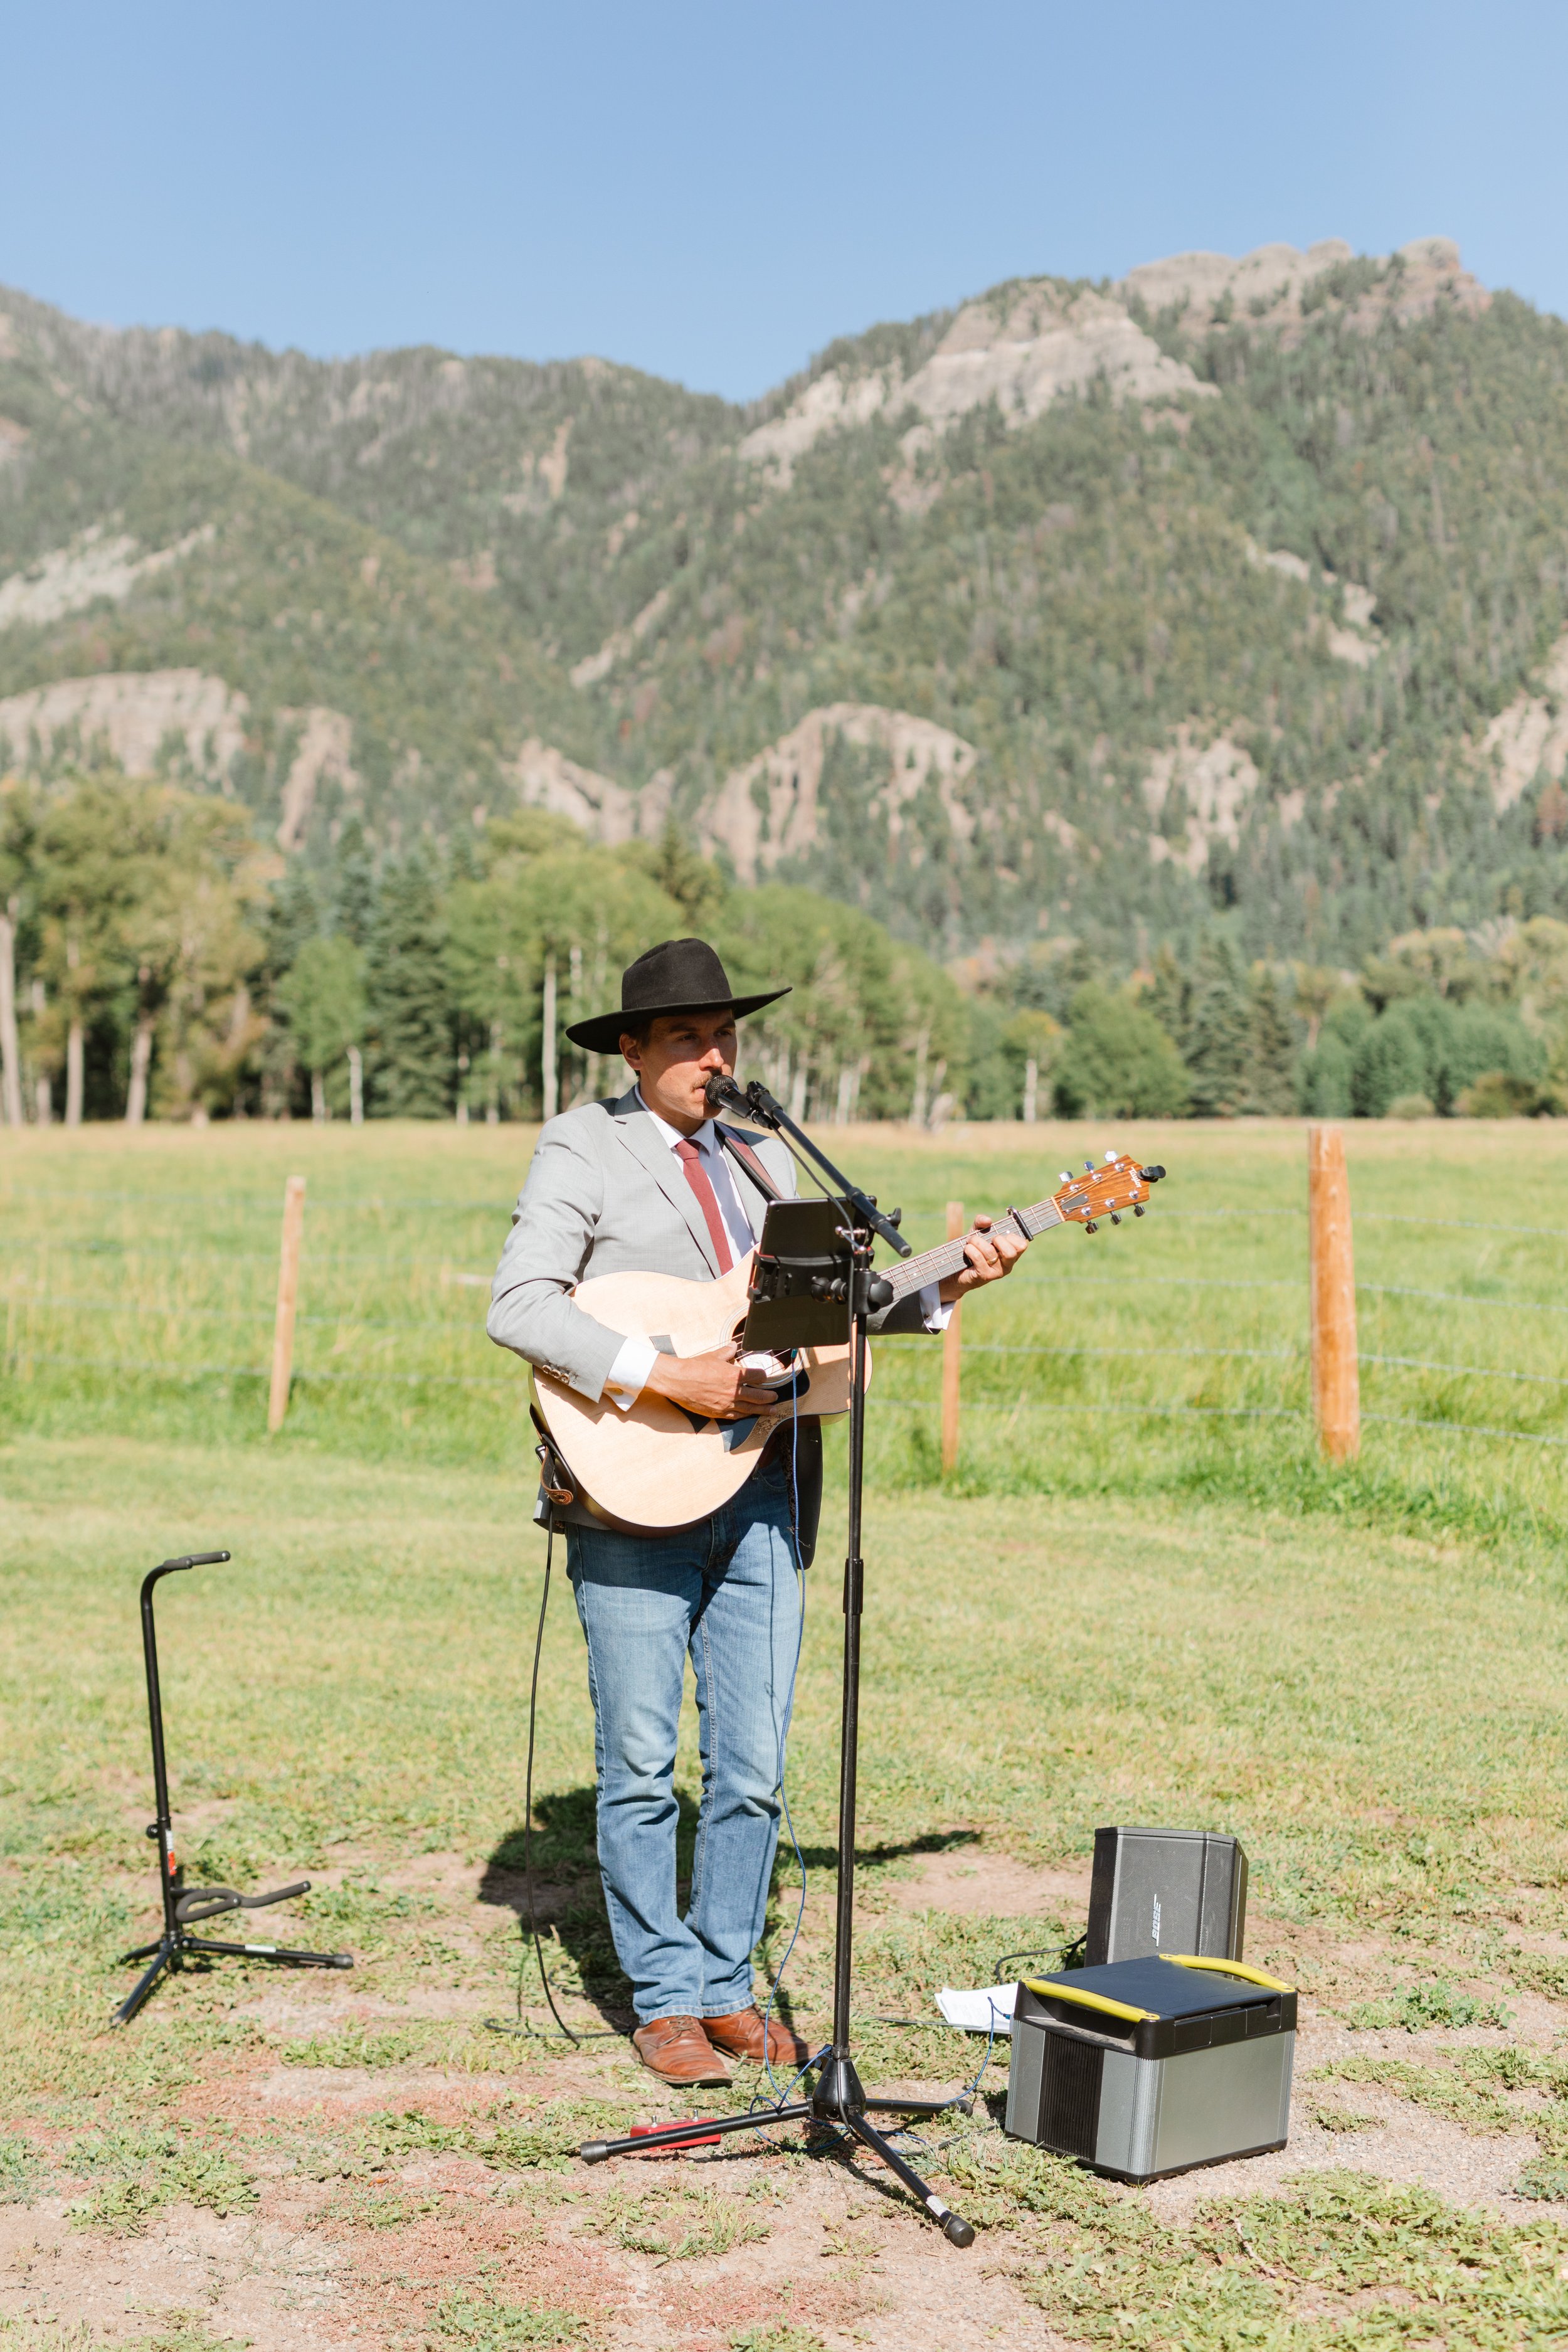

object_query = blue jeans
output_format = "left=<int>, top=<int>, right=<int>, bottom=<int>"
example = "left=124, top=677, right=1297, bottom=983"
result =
left=566, top=1458, right=802, bottom=2023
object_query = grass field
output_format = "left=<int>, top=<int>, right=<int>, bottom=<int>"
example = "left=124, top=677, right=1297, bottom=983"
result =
left=3, top=1115, right=1565, bottom=1534
left=3, top=1119, right=1567, bottom=2351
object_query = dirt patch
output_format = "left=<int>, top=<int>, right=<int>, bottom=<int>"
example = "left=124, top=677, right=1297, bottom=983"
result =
left=0, top=2112, right=1065, bottom=2351
left=1147, top=2003, right=1545, bottom=2227
left=248, top=2061, right=520, bottom=2109
left=48, top=1828, right=1568, bottom=2349
left=0, top=2194, right=354, bottom=2350
left=884, top=1848, right=1091, bottom=1923
left=383, top=1842, right=592, bottom=1929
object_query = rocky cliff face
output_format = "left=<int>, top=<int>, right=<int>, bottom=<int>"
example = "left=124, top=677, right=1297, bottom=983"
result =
left=1118, top=235, right=1489, bottom=332
left=736, top=239, right=1486, bottom=481
left=739, top=277, right=1214, bottom=482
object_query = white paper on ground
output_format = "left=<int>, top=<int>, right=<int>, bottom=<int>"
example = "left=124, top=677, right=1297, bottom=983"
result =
left=936, top=1982, right=1017, bottom=2035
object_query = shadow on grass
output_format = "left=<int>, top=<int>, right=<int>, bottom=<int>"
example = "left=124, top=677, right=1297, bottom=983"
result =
left=792, top=1826, right=982, bottom=1873
left=479, top=1803, right=982, bottom=2033
left=480, top=1788, right=633, bottom=2026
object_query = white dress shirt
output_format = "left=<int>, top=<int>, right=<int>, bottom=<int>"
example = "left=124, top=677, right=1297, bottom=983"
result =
left=603, top=1090, right=949, bottom=1409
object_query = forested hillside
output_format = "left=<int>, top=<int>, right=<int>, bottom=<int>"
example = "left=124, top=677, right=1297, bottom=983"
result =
left=3, top=237, right=1568, bottom=1123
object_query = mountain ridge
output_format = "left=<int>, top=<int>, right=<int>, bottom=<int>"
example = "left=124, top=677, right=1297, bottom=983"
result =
left=3, top=236, right=1567, bottom=971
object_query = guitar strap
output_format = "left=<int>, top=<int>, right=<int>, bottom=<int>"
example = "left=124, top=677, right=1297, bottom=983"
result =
left=529, top=1402, right=576, bottom=1517
left=716, top=1120, right=825, bottom=1564
left=716, top=1121, right=785, bottom=1208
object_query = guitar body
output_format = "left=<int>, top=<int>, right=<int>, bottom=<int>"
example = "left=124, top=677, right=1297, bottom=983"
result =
left=528, top=1151, right=1167, bottom=1535
left=531, top=1255, right=867, bottom=1533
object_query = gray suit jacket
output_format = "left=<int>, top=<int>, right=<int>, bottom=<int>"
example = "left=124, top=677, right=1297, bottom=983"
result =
left=484, top=1086, right=940, bottom=1392
left=488, top=1088, right=798, bottom=1400
left=487, top=1088, right=932, bottom=1547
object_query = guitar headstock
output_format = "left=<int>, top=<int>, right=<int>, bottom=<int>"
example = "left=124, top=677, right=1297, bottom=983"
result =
left=1054, top=1152, right=1167, bottom=1234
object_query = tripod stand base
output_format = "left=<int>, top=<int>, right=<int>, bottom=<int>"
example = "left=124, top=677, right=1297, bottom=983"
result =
left=111, top=1931, right=353, bottom=2027
left=841, top=2107, right=976, bottom=2247
left=578, top=2062, right=977, bottom=2244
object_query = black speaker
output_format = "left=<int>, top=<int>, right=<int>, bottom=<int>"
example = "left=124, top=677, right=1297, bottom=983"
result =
left=1086, top=1826, right=1247, bottom=1968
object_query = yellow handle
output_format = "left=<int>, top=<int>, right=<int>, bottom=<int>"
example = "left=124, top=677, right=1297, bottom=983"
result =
left=1162, top=1955, right=1294, bottom=1993
left=1022, top=1976, right=1155, bottom=2024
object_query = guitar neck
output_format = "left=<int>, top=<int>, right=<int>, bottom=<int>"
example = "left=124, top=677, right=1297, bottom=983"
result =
left=883, top=1195, right=1065, bottom=1302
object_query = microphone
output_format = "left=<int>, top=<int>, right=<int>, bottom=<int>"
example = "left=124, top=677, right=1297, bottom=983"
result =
left=704, top=1072, right=750, bottom=1115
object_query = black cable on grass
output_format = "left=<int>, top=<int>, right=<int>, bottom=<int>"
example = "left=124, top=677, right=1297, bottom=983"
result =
left=485, top=1518, right=620, bottom=2048
left=995, top=1930, right=1087, bottom=1981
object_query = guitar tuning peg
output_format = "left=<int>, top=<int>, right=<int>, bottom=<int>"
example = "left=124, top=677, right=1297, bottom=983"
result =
left=1060, top=1171, right=1071, bottom=1184
left=1104, top=1150, right=1116, bottom=1162
left=1083, top=1160, right=1093, bottom=1172
left=1085, top=1219, right=1098, bottom=1234
left=1110, top=1212, right=1121, bottom=1225
left=1133, top=1203, right=1145, bottom=1217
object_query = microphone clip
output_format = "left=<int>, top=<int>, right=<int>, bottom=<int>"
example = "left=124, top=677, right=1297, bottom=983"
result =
left=704, top=1073, right=777, bottom=1126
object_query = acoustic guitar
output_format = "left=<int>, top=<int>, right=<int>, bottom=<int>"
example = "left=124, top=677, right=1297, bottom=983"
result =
left=531, top=1152, right=1165, bottom=1531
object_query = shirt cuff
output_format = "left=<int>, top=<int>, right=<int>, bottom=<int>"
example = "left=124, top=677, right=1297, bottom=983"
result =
left=919, top=1284, right=953, bottom=1333
left=604, top=1333, right=659, bottom=1409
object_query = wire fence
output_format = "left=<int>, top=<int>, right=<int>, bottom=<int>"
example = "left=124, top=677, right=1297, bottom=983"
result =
left=1, top=1136, right=1564, bottom=1473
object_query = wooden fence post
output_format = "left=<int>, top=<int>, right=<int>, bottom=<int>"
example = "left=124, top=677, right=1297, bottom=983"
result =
left=1308, top=1126, right=1359, bottom=1461
left=268, top=1176, right=307, bottom=1434
left=941, top=1199, right=964, bottom=1475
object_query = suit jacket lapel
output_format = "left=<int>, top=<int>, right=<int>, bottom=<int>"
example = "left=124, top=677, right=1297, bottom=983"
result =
left=611, top=1091, right=720, bottom=1274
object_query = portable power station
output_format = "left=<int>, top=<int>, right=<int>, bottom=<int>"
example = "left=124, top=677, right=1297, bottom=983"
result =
left=1005, top=1952, right=1295, bottom=2183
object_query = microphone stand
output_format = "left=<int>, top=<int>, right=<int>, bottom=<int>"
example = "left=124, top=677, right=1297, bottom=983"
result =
left=713, top=1076, right=911, bottom=1261
left=581, top=1078, right=977, bottom=2246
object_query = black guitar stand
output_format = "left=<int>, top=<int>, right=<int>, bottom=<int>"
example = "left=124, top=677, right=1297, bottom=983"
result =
left=580, top=1083, right=978, bottom=2246
left=112, top=1551, right=353, bottom=2027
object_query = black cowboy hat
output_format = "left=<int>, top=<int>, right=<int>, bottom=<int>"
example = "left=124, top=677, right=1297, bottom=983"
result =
left=564, top=937, right=790, bottom=1056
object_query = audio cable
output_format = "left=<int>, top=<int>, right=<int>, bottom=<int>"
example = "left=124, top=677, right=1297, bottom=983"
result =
left=485, top=1516, right=620, bottom=2047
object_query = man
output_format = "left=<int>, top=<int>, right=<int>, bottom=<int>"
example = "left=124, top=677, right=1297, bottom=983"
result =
left=488, top=938, right=1024, bottom=2086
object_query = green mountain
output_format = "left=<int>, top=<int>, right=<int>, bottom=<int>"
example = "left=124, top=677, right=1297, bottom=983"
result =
left=3, top=236, right=1567, bottom=968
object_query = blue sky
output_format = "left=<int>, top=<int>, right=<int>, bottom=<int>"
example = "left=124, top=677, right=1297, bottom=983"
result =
left=4, top=1, right=1565, bottom=403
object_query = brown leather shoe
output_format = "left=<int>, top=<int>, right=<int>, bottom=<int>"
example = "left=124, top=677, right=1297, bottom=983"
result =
left=632, top=2015, right=733, bottom=2086
left=704, top=2004, right=812, bottom=2069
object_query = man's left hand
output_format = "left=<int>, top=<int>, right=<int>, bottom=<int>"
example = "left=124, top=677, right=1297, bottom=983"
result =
left=938, top=1214, right=1027, bottom=1303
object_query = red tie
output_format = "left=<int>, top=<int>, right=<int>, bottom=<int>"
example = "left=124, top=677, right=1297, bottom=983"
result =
left=674, top=1138, right=734, bottom=1273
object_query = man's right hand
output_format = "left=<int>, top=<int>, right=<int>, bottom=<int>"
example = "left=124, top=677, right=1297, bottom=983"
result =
left=644, top=1346, right=780, bottom=1420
